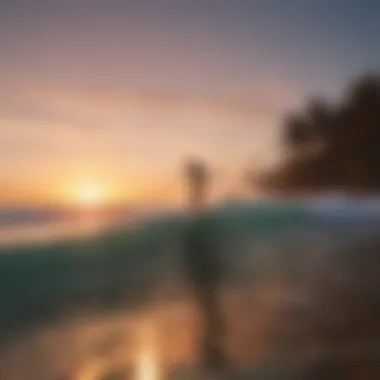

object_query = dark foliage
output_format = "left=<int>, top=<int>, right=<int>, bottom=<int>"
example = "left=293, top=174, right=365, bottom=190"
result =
left=260, top=73, right=380, bottom=194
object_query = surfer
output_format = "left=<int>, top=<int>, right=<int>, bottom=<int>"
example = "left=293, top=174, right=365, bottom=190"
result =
left=183, top=158, right=228, bottom=371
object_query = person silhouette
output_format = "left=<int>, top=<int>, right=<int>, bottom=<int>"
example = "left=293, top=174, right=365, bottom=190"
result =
left=183, top=158, right=228, bottom=371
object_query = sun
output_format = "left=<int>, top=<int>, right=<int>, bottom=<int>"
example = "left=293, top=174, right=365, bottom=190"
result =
left=74, top=183, right=107, bottom=208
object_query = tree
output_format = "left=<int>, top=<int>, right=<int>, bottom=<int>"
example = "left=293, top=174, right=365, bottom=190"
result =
left=258, top=73, right=380, bottom=195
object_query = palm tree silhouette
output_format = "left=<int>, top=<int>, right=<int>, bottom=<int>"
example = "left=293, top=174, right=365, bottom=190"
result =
left=260, top=73, right=380, bottom=195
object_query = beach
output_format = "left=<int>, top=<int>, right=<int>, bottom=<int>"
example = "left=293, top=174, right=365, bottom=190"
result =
left=1, top=203, right=379, bottom=379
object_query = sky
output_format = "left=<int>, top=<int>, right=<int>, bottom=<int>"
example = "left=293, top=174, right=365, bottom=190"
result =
left=1, top=0, right=380, bottom=206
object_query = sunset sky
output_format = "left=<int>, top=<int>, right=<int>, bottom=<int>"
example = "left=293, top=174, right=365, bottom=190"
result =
left=1, top=0, right=380, bottom=206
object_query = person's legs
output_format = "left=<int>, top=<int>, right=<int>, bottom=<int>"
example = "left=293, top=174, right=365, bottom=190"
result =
left=195, top=283, right=228, bottom=371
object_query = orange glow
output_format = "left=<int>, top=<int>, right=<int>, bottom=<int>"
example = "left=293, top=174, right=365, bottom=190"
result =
left=135, top=323, right=160, bottom=380
left=0, top=173, right=183, bottom=207
left=76, top=183, right=105, bottom=206
left=137, top=347, right=158, bottom=380
left=66, top=181, right=115, bottom=209
left=74, top=359, right=105, bottom=380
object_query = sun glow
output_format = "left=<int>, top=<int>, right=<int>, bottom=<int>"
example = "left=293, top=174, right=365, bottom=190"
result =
left=137, top=348, right=158, bottom=380
left=74, top=182, right=109, bottom=208
left=136, top=324, right=159, bottom=380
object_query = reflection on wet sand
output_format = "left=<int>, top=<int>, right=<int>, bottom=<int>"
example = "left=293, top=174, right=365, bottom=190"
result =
left=1, top=211, right=380, bottom=379
left=1, top=267, right=380, bottom=380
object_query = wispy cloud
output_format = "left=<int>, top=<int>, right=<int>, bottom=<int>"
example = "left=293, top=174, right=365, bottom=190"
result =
left=0, top=80, right=298, bottom=130
left=0, top=80, right=298, bottom=202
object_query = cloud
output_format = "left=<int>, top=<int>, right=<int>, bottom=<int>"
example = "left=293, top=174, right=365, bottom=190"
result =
left=0, top=80, right=298, bottom=130
left=0, top=80, right=298, bottom=190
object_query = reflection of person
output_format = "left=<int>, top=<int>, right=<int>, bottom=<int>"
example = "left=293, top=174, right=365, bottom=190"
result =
left=183, top=159, right=228, bottom=371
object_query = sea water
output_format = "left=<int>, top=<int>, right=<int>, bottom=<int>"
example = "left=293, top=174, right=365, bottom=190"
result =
left=0, top=201, right=379, bottom=379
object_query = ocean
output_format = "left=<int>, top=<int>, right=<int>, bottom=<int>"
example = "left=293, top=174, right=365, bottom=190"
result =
left=0, top=201, right=379, bottom=379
